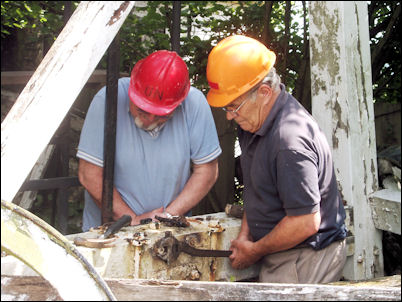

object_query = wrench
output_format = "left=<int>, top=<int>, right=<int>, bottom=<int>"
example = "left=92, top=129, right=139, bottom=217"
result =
left=151, top=231, right=232, bottom=265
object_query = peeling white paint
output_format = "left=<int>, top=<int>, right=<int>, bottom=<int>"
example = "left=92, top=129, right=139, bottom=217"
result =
left=309, top=1, right=383, bottom=281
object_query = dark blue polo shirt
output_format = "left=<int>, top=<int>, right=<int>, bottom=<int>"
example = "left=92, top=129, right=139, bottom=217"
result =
left=239, top=84, right=347, bottom=250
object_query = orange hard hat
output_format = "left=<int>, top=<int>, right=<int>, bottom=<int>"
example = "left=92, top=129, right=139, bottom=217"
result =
left=206, top=35, right=276, bottom=107
left=129, top=50, right=190, bottom=116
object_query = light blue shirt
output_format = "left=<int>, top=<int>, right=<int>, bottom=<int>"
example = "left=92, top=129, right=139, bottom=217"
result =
left=77, top=78, right=221, bottom=231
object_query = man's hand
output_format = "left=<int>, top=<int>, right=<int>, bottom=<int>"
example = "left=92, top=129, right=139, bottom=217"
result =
left=131, top=207, right=164, bottom=225
left=229, top=238, right=261, bottom=270
left=164, top=159, right=218, bottom=216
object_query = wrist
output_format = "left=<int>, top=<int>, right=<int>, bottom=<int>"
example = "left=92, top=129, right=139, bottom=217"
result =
left=238, top=230, right=252, bottom=241
left=163, top=210, right=173, bottom=218
left=252, top=240, right=267, bottom=259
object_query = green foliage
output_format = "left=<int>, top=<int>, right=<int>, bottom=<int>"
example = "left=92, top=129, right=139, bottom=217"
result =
left=119, top=1, right=171, bottom=73
left=1, top=1, right=78, bottom=39
left=2, top=1, right=398, bottom=104
left=1, top=1, right=80, bottom=71
left=1, top=1, right=44, bottom=37
left=369, top=1, right=401, bottom=104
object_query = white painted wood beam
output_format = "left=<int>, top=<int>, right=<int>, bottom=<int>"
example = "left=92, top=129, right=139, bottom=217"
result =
left=1, top=2, right=135, bottom=202
left=309, top=1, right=383, bottom=280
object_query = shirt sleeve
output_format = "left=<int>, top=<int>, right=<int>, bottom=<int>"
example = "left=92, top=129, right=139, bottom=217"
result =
left=276, top=149, right=321, bottom=216
left=76, top=87, right=106, bottom=167
left=185, top=88, right=222, bottom=165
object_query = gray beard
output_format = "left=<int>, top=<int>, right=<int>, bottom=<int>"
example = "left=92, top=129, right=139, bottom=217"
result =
left=134, top=117, right=165, bottom=137
left=134, top=117, right=159, bottom=131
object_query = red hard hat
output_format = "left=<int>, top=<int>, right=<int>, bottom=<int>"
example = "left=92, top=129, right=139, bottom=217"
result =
left=128, top=50, right=190, bottom=116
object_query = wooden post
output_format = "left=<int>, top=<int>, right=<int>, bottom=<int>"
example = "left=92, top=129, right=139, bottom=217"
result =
left=55, top=116, right=70, bottom=234
left=171, top=1, right=181, bottom=54
left=309, top=1, right=383, bottom=280
left=12, top=145, right=55, bottom=210
left=54, top=0, right=74, bottom=235
left=1, top=1, right=135, bottom=203
left=102, top=33, right=120, bottom=224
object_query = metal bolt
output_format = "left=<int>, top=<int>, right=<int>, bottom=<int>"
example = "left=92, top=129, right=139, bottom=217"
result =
left=189, top=269, right=200, bottom=280
left=357, top=255, right=363, bottom=263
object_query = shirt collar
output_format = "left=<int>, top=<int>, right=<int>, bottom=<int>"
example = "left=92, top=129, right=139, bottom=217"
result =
left=146, top=123, right=166, bottom=137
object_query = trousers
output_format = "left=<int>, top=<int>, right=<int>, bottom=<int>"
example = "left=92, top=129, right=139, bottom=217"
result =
left=259, top=239, right=347, bottom=284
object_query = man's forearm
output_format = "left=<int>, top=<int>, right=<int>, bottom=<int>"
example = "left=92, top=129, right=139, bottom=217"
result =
left=79, top=159, right=137, bottom=221
left=238, top=211, right=252, bottom=241
left=254, top=212, right=321, bottom=256
left=229, top=212, right=320, bottom=270
left=166, top=159, right=218, bottom=216
left=84, top=179, right=137, bottom=221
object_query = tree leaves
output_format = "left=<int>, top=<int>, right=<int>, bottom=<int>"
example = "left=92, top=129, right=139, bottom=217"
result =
left=1, top=1, right=399, bottom=104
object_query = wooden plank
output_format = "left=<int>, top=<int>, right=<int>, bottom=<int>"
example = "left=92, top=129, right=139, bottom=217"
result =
left=54, top=116, right=71, bottom=235
left=1, top=275, right=62, bottom=301
left=309, top=1, right=383, bottom=280
left=369, top=189, right=401, bottom=235
left=13, top=145, right=55, bottom=210
left=1, top=71, right=37, bottom=86
left=1, top=275, right=400, bottom=301
left=1, top=2, right=135, bottom=203
left=18, top=176, right=80, bottom=191
left=1, top=70, right=129, bottom=86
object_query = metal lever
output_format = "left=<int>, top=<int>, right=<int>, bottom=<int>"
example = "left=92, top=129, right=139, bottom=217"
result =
left=151, top=231, right=232, bottom=265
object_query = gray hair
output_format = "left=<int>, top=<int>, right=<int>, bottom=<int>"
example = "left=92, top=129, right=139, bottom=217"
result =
left=261, top=67, right=281, bottom=91
left=246, top=67, right=281, bottom=102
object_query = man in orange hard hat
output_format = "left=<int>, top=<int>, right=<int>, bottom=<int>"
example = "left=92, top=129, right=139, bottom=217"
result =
left=206, top=35, right=347, bottom=284
left=77, top=50, right=221, bottom=231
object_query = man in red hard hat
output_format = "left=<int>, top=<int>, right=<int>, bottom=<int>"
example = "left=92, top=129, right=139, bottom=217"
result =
left=77, top=50, right=221, bottom=231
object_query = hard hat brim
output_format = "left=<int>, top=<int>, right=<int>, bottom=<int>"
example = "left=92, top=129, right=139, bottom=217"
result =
left=128, top=83, right=180, bottom=116
left=207, top=88, right=235, bottom=108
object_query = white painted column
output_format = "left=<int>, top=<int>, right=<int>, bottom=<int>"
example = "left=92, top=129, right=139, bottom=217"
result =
left=309, top=1, right=383, bottom=280
left=1, top=2, right=135, bottom=202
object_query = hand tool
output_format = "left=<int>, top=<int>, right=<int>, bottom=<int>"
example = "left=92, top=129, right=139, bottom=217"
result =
left=151, top=231, right=232, bottom=265
left=74, top=215, right=132, bottom=248
left=100, top=214, right=132, bottom=239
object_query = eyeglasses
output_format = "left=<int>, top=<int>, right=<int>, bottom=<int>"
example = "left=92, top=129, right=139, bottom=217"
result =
left=222, top=96, right=250, bottom=114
